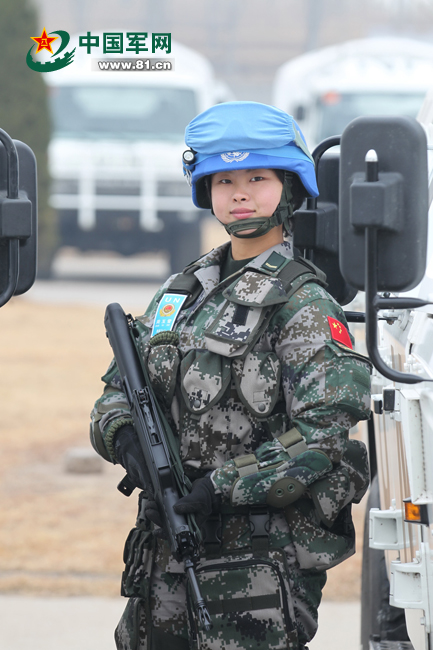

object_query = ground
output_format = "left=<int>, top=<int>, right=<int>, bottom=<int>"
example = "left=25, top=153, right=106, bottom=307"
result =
left=0, top=297, right=365, bottom=600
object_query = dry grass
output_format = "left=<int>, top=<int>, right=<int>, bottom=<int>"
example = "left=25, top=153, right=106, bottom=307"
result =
left=0, top=297, right=365, bottom=600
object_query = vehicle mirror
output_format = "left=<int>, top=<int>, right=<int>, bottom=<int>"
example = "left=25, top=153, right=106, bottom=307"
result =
left=0, top=129, right=37, bottom=308
left=339, top=115, right=428, bottom=291
left=339, top=116, right=430, bottom=384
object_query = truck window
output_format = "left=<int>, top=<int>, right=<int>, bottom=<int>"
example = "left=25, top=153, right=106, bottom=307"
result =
left=316, top=92, right=425, bottom=142
left=49, top=86, right=197, bottom=140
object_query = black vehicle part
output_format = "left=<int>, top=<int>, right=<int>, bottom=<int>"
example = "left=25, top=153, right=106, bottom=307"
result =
left=0, top=129, right=37, bottom=307
left=167, top=218, right=202, bottom=275
left=340, top=116, right=431, bottom=384
left=293, top=136, right=357, bottom=306
left=340, top=116, right=427, bottom=292
left=361, top=476, right=410, bottom=650
left=367, top=413, right=377, bottom=481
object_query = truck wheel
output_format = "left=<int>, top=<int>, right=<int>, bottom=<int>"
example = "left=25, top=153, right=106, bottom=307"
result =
left=168, top=220, right=201, bottom=275
left=360, top=475, right=409, bottom=650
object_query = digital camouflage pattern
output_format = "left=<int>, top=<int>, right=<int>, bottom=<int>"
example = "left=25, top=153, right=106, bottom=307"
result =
left=188, top=550, right=299, bottom=650
left=90, top=239, right=372, bottom=649
left=229, top=447, right=333, bottom=508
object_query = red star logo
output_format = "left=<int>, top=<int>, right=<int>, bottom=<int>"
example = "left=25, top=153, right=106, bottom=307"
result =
left=30, top=28, right=58, bottom=54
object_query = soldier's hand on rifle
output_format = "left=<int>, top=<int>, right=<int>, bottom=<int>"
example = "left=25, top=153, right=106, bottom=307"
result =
left=114, top=424, right=148, bottom=491
left=173, top=476, right=221, bottom=527
left=115, top=425, right=168, bottom=536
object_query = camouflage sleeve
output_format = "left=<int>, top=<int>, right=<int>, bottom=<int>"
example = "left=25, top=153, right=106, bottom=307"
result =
left=90, top=358, right=135, bottom=463
left=211, top=283, right=371, bottom=505
left=89, top=278, right=175, bottom=463
left=275, top=285, right=371, bottom=463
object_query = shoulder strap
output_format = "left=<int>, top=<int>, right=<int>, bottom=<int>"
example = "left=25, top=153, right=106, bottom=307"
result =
left=166, top=266, right=203, bottom=309
left=276, top=256, right=327, bottom=300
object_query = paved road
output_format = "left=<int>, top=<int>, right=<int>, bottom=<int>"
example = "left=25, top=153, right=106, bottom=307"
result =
left=24, top=278, right=162, bottom=312
left=22, top=251, right=169, bottom=311
left=0, top=595, right=360, bottom=650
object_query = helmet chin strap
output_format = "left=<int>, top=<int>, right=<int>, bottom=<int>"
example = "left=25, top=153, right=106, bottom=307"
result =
left=221, top=173, right=294, bottom=239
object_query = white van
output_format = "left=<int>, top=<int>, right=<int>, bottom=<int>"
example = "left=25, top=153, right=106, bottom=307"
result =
left=45, top=35, right=231, bottom=273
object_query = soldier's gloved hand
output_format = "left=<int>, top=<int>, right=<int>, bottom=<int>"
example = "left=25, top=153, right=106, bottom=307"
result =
left=143, top=498, right=169, bottom=539
left=173, top=476, right=221, bottom=527
left=114, top=425, right=167, bottom=537
left=114, top=424, right=148, bottom=491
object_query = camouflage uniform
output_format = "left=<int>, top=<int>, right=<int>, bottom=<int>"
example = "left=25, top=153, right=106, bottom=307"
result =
left=91, top=239, right=371, bottom=650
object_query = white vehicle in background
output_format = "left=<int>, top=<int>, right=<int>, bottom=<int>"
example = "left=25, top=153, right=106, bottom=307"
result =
left=288, top=62, right=433, bottom=647
left=357, top=98, right=433, bottom=650
left=272, top=37, right=433, bottom=150
left=45, top=35, right=232, bottom=274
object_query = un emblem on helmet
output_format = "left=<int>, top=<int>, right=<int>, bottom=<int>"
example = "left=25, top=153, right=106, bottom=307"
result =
left=221, top=152, right=250, bottom=163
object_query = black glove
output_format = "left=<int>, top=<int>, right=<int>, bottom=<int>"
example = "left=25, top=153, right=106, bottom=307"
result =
left=115, top=425, right=167, bottom=534
left=173, top=476, right=221, bottom=528
left=114, top=424, right=148, bottom=491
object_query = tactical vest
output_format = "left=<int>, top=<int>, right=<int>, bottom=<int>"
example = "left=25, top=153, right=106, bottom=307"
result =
left=167, top=251, right=327, bottom=319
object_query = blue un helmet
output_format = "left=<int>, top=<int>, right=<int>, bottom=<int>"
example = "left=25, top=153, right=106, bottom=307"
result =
left=182, top=101, right=319, bottom=239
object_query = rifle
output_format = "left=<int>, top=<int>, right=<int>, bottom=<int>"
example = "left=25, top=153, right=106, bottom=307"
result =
left=104, top=302, right=211, bottom=631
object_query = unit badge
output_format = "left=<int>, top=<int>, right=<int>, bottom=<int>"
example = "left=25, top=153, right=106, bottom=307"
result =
left=151, top=293, right=188, bottom=337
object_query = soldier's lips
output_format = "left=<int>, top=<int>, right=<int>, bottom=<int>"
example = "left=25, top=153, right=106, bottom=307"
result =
left=230, top=210, right=255, bottom=219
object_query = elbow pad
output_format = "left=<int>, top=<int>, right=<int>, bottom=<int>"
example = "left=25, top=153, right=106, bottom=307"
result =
left=230, top=448, right=332, bottom=508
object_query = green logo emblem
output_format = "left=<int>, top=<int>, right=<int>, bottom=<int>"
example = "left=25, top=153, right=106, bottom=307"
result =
left=27, top=28, right=75, bottom=72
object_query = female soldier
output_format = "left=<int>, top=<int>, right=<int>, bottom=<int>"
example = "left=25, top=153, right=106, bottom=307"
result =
left=90, top=101, right=371, bottom=650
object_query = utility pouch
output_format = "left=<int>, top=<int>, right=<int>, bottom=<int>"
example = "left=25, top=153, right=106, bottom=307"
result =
left=180, top=349, right=231, bottom=414
left=146, top=343, right=181, bottom=408
left=121, top=527, right=154, bottom=599
left=186, top=549, right=298, bottom=650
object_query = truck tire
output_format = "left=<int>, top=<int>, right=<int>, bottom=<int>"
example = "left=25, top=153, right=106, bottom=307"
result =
left=168, top=220, right=202, bottom=275
left=361, top=475, right=409, bottom=650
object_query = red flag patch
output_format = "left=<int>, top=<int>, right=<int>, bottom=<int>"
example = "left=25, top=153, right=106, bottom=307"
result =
left=327, top=316, right=353, bottom=349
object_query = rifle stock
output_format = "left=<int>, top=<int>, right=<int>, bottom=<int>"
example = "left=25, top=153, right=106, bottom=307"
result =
left=104, top=302, right=211, bottom=631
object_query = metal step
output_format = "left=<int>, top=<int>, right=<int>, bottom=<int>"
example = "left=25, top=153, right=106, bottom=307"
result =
left=370, top=640, right=414, bottom=650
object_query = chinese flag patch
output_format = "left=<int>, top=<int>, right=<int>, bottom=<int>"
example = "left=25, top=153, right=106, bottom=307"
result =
left=327, top=316, right=353, bottom=349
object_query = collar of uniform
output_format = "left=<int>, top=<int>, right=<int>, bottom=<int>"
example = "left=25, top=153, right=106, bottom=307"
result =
left=187, top=240, right=294, bottom=305
left=191, top=239, right=293, bottom=274
left=241, top=240, right=294, bottom=277
left=221, top=241, right=295, bottom=307
left=191, top=242, right=231, bottom=298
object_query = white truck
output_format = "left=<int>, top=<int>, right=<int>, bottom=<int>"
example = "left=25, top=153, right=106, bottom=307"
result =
left=272, top=37, right=433, bottom=150
left=356, top=99, right=433, bottom=650
left=45, top=35, right=231, bottom=274
left=275, top=48, right=433, bottom=649
left=301, top=102, right=433, bottom=650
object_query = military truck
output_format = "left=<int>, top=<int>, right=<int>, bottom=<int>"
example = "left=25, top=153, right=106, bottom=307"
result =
left=272, top=37, right=433, bottom=150
left=45, top=34, right=231, bottom=274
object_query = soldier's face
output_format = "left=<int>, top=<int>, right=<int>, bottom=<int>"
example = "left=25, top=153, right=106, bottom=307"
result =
left=211, top=168, right=283, bottom=229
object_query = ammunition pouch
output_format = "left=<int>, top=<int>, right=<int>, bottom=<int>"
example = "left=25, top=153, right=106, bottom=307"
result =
left=186, top=546, right=299, bottom=650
